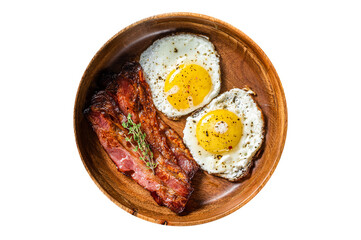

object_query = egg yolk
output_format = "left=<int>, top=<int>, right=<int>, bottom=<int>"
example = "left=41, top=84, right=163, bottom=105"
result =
left=164, top=64, right=212, bottom=110
left=196, top=109, right=243, bottom=154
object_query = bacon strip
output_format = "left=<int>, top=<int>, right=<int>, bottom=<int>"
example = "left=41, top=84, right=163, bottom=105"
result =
left=86, top=91, right=189, bottom=213
left=85, top=62, right=198, bottom=213
left=158, top=119, right=199, bottom=179
left=128, top=63, right=198, bottom=178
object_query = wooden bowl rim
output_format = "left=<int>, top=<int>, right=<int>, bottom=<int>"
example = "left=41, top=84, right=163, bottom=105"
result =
left=74, top=12, right=288, bottom=226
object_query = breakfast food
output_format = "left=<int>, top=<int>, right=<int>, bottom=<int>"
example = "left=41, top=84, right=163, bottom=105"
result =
left=183, top=88, right=265, bottom=181
left=140, top=33, right=221, bottom=119
left=85, top=62, right=198, bottom=213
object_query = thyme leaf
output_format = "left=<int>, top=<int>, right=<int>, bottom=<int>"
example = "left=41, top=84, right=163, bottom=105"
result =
left=123, top=113, right=157, bottom=173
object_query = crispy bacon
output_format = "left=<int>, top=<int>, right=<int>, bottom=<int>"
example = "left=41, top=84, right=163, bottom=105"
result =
left=85, top=62, right=198, bottom=213
left=159, top=119, right=199, bottom=179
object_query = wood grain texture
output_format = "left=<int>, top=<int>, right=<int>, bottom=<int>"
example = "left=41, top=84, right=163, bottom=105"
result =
left=74, top=12, right=287, bottom=226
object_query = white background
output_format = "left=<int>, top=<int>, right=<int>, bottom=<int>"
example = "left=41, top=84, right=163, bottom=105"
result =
left=1, top=0, right=360, bottom=239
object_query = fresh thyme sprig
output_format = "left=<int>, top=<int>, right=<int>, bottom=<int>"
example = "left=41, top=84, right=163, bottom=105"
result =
left=122, top=113, right=157, bottom=173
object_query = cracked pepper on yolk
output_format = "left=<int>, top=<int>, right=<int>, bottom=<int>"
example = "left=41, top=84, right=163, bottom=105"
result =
left=164, top=64, right=212, bottom=110
left=196, top=109, right=243, bottom=154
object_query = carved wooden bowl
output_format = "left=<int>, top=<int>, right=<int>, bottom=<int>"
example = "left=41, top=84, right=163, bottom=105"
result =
left=74, top=12, right=287, bottom=225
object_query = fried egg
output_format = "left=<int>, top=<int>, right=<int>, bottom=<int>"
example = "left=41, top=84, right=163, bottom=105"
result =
left=183, top=88, right=265, bottom=181
left=139, top=33, right=221, bottom=118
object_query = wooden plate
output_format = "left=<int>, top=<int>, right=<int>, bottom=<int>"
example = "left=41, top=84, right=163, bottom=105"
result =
left=74, top=12, right=287, bottom=225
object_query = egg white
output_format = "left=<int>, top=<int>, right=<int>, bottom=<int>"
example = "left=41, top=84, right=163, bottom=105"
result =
left=139, top=33, right=221, bottom=118
left=183, top=88, right=265, bottom=181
